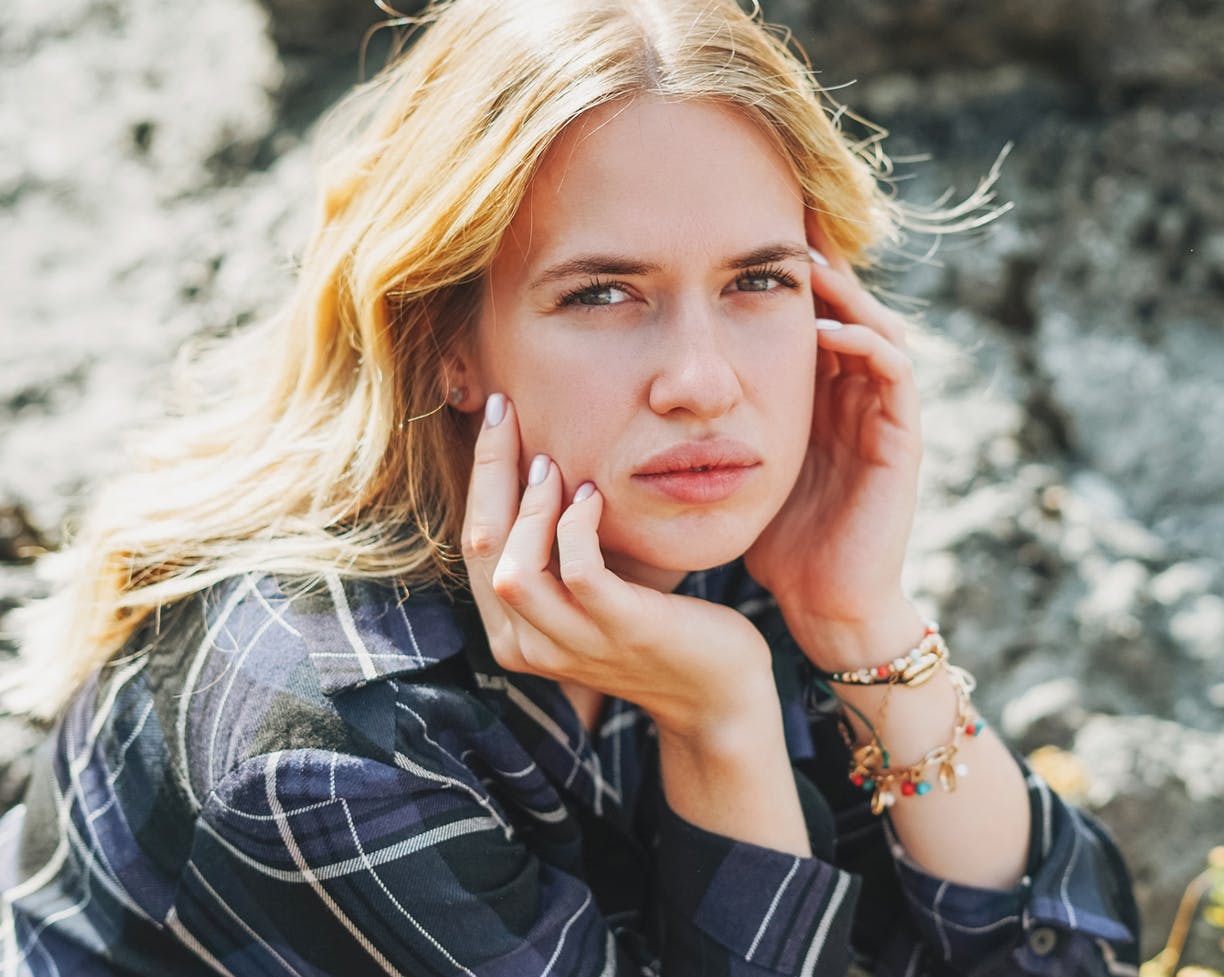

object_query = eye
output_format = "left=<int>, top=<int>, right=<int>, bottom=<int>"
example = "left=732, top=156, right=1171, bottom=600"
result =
left=733, top=264, right=800, bottom=294
left=558, top=278, right=632, bottom=308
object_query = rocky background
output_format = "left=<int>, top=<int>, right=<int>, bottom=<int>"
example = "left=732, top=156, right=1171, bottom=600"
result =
left=1, top=0, right=1220, bottom=960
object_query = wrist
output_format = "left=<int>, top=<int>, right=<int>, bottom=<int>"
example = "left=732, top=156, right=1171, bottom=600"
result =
left=655, top=676, right=812, bottom=858
left=651, top=654, right=776, bottom=745
left=783, top=595, right=926, bottom=672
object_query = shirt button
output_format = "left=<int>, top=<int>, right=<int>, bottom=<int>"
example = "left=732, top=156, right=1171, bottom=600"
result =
left=1027, top=926, right=1059, bottom=956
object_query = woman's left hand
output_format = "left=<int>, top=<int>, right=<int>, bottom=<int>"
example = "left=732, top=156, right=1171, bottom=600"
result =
left=744, top=219, right=925, bottom=669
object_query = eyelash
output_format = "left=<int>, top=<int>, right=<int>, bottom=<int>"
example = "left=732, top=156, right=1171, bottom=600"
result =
left=557, top=276, right=622, bottom=309
left=739, top=263, right=800, bottom=291
left=555, top=264, right=801, bottom=309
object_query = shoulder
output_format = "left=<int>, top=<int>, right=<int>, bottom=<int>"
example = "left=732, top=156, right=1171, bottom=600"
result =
left=135, top=571, right=476, bottom=804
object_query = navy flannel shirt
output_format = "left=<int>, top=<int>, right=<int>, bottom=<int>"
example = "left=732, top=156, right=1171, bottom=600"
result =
left=0, top=562, right=1139, bottom=975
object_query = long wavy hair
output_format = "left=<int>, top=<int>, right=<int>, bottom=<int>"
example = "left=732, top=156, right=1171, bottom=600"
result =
left=4, top=0, right=1003, bottom=719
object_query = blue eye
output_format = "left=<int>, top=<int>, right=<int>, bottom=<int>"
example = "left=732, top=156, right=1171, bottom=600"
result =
left=735, top=264, right=800, bottom=293
left=736, top=275, right=775, bottom=292
left=558, top=279, right=632, bottom=308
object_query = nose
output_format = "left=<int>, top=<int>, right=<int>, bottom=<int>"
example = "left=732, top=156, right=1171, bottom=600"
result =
left=647, top=306, right=743, bottom=419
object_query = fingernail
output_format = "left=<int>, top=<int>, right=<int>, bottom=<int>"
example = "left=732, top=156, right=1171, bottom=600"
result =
left=808, top=248, right=830, bottom=267
left=528, top=453, right=550, bottom=486
left=573, top=482, right=596, bottom=503
left=484, top=393, right=506, bottom=428
left=815, top=317, right=843, bottom=331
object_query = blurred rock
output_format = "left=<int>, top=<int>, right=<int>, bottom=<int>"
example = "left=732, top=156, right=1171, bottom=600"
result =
left=256, top=0, right=384, bottom=54
left=1170, top=595, right=1224, bottom=663
left=0, top=507, right=51, bottom=564
left=0, top=0, right=304, bottom=537
left=1002, top=678, right=1086, bottom=752
left=770, top=0, right=1224, bottom=97
left=0, top=714, right=45, bottom=815
left=1069, top=716, right=1224, bottom=949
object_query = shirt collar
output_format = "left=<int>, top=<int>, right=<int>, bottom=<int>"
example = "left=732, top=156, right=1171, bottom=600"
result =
left=301, top=565, right=746, bottom=697
left=297, top=574, right=468, bottom=695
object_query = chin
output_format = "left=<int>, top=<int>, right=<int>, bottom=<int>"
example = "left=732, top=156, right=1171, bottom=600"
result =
left=604, top=518, right=763, bottom=577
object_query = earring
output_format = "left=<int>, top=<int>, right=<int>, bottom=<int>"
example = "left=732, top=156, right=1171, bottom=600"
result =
left=448, top=386, right=467, bottom=406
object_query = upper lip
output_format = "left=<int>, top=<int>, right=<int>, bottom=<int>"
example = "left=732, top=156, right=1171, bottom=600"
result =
left=634, top=439, right=761, bottom=476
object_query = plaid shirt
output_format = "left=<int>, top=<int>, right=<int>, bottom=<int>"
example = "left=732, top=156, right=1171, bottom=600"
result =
left=0, top=562, right=1138, bottom=976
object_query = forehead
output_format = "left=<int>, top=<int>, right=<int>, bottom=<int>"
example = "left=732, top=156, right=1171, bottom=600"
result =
left=501, top=96, right=804, bottom=266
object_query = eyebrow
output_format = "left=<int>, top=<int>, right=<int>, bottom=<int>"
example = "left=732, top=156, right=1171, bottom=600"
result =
left=529, top=241, right=811, bottom=290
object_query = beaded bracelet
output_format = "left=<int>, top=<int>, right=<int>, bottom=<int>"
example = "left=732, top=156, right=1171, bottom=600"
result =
left=825, top=622, right=947, bottom=687
left=846, top=663, right=986, bottom=815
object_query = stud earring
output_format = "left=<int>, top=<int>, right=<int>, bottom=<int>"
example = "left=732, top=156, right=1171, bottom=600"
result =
left=448, top=387, right=467, bottom=406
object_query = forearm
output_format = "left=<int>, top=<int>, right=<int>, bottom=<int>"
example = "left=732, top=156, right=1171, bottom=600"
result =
left=656, top=668, right=811, bottom=858
left=836, top=670, right=1030, bottom=889
left=791, top=602, right=1030, bottom=890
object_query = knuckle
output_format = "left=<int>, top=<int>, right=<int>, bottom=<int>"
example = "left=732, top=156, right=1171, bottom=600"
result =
left=489, top=642, right=528, bottom=674
left=559, top=560, right=595, bottom=597
left=491, top=566, right=528, bottom=605
left=462, top=525, right=501, bottom=561
left=518, top=484, right=557, bottom=521
left=517, top=638, right=558, bottom=675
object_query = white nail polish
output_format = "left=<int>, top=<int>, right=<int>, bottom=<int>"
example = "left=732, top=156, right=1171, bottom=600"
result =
left=484, top=393, right=506, bottom=427
left=528, top=454, right=550, bottom=486
left=815, top=317, right=843, bottom=331
left=573, top=482, right=596, bottom=503
left=808, top=248, right=830, bottom=267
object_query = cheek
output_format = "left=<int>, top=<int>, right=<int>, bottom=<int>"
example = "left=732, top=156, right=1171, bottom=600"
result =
left=755, top=324, right=817, bottom=399
left=501, top=340, right=639, bottom=463
left=763, top=332, right=818, bottom=463
left=510, top=383, right=609, bottom=486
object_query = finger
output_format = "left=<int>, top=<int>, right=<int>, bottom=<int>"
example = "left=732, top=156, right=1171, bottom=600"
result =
left=806, top=214, right=909, bottom=349
left=810, top=265, right=910, bottom=350
left=493, top=454, right=563, bottom=603
left=816, top=324, right=919, bottom=427
left=492, top=458, right=599, bottom=652
left=461, top=394, right=525, bottom=666
left=554, top=484, right=636, bottom=623
left=815, top=342, right=841, bottom=380
left=461, top=393, right=519, bottom=571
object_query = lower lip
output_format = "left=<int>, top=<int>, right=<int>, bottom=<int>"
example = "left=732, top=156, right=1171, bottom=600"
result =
left=632, top=466, right=756, bottom=504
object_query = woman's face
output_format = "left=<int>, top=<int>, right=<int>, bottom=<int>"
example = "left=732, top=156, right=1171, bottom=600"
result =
left=466, top=96, right=818, bottom=590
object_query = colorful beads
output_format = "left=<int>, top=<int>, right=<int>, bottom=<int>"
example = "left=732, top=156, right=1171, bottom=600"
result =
left=840, top=634, right=980, bottom=816
left=827, top=623, right=947, bottom=687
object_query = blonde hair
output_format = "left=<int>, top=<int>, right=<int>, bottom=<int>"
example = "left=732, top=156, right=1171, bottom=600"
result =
left=5, top=0, right=1001, bottom=719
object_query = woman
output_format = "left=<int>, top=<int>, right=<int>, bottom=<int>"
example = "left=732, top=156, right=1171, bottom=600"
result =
left=0, top=0, right=1138, bottom=974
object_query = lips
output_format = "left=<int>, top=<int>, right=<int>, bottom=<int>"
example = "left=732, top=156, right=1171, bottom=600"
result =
left=633, top=440, right=760, bottom=503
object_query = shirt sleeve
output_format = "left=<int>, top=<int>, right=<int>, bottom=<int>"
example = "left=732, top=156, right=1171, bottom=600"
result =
left=882, top=752, right=1140, bottom=976
left=655, top=785, right=861, bottom=977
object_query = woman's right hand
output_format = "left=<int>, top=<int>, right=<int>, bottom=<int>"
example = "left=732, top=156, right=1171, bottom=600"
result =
left=461, top=394, right=811, bottom=855
left=461, top=393, right=769, bottom=741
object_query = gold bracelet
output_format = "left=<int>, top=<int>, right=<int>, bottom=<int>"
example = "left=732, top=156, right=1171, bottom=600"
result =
left=826, top=622, right=947, bottom=687
left=844, top=662, right=986, bottom=815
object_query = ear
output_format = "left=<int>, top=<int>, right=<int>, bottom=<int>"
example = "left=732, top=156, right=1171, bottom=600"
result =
left=441, top=339, right=487, bottom=414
